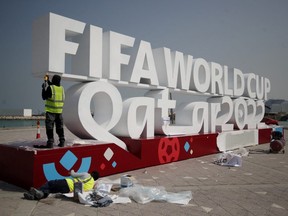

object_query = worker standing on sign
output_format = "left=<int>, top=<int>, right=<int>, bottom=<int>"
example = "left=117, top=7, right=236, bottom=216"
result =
left=34, top=75, right=65, bottom=148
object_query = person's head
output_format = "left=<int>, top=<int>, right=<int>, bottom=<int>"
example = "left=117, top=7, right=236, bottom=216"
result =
left=52, top=75, right=61, bottom=86
left=91, top=171, right=100, bottom=180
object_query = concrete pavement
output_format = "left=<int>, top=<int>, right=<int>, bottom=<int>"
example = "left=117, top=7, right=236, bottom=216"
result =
left=0, top=127, right=288, bottom=216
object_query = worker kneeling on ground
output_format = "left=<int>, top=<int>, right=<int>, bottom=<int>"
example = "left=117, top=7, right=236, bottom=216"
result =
left=23, top=170, right=99, bottom=200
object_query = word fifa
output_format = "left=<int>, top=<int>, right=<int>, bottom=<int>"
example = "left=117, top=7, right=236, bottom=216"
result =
left=32, top=13, right=270, bottom=150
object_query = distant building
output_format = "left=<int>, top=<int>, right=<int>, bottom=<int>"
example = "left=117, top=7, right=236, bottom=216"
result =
left=281, top=102, right=288, bottom=113
left=0, top=109, right=32, bottom=117
left=265, top=99, right=288, bottom=114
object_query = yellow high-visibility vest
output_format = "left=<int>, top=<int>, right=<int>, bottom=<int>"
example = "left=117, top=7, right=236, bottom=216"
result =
left=45, top=85, right=65, bottom=114
left=66, top=176, right=95, bottom=192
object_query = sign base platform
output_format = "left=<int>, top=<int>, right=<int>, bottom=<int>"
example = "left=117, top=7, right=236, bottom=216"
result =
left=0, top=128, right=271, bottom=189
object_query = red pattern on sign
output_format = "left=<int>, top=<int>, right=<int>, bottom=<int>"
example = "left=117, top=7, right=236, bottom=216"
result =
left=158, top=137, right=180, bottom=164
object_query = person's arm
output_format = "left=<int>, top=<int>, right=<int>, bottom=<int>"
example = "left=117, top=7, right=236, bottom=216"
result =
left=42, top=84, right=52, bottom=100
left=70, top=170, right=90, bottom=180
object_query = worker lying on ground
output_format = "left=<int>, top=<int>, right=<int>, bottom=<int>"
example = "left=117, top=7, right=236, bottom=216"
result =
left=23, top=170, right=99, bottom=200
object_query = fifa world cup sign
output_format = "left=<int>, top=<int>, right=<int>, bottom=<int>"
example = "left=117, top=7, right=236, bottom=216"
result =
left=32, top=13, right=271, bottom=151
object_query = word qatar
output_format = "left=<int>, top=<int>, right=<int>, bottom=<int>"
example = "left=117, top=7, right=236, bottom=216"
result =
left=63, top=81, right=266, bottom=150
left=32, top=13, right=270, bottom=150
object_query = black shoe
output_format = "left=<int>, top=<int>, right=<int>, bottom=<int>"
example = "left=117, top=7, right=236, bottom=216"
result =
left=58, top=142, right=65, bottom=147
left=29, top=187, right=44, bottom=200
left=33, top=141, right=53, bottom=148
left=24, top=192, right=35, bottom=200
left=33, top=144, right=53, bottom=149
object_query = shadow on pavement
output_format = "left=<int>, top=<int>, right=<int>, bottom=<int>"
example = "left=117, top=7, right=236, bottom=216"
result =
left=0, top=181, right=25, bottom=192
left=248, top=148, right=270, bottom=154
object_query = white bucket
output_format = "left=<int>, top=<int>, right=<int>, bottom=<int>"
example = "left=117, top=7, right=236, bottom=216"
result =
left=162, top=116, right=170, bottom=126
left=121, top=174, right=133, bottom=187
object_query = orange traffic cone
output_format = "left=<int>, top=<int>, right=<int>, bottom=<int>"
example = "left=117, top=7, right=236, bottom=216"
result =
left=36, top=120, right=41, bottom=139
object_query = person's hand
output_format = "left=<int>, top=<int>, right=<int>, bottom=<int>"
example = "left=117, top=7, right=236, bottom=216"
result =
left=69, top=170, right=75, bottom=175
left=42, top=82, right=48, bottom=89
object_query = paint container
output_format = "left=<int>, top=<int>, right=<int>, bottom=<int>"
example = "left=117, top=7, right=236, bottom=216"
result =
left=162, top=116, right=170, bottom=126
left=73, top=181, right=83, bottom=202
left=121, top=174, right=133, bottom=188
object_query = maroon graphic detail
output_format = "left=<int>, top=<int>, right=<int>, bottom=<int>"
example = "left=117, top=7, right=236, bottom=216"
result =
left=158, top=137, right=180, bottom=164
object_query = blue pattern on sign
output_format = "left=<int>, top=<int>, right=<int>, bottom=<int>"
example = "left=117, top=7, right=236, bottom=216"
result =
left=112, top=161, right=117, bottom=168
left=184, top=142, right=190, bottom=152
left=60, top=150, right=77, bottom=170
left=42, top=150, right=92, bottom=181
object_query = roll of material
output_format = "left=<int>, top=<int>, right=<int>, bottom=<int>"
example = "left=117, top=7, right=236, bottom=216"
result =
left=121, top=174, right=133, bottom=188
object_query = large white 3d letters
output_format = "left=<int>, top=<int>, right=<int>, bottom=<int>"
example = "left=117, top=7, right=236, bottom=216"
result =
left=32, top=13, right=271, bottom=150
left=63, top=81, right=127, bottom=150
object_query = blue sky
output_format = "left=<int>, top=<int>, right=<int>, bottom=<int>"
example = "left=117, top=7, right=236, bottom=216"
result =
left=1, top=0, right=288, bottom=114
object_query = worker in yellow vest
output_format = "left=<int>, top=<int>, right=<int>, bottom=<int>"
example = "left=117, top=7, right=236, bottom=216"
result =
left=23, top=170, right=99, bottom=200
left=34, top=75, right=65, bottom=148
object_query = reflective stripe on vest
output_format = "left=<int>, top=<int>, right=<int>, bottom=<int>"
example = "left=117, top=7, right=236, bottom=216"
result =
left=45, top=85, right=65, bottom=114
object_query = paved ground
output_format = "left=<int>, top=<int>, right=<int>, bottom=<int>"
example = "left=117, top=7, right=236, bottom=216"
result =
left=0, top=127, right=287, bottom=216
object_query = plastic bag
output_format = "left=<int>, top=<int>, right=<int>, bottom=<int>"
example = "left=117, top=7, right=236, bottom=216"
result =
left=119, top=184, right=192, bottom=205
left=95, top=183, right=113, bottom=196
left=214, top=152, right=242, bottom=167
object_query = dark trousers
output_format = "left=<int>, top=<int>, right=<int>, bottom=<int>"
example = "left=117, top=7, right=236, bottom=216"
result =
left=45, top=112, right=65, bottom=145
left=39, top=179, right=70, bottom=197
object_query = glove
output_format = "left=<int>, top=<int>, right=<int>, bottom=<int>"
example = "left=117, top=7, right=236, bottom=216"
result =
left=42, top=81, right=48, bottom=90
left=43, top=75, right=52, bottom=87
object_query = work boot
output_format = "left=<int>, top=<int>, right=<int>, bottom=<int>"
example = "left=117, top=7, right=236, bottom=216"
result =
left=23, top=192, right=35, bottom=200
left=29, top=187, right=44, bottom=200
left=57, top=138, right=65, bottom=147
left=46, top=129, right=54, bottom=147
left=56, top=128, right=65, bottom=147
left=46, top=141, right=54, bottom=148
left=33, top=129, right=54, bottom=148
left=33, top=141, right=53, bottom=149
left=58, top=142, right=65, bottom=147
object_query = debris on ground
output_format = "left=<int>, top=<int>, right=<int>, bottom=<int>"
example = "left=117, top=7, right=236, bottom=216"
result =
left=214, top=148, right=249, bottom=167
left=65, top=175, right=192, bottom=207
left=119, top=184, right=192, bottom=205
